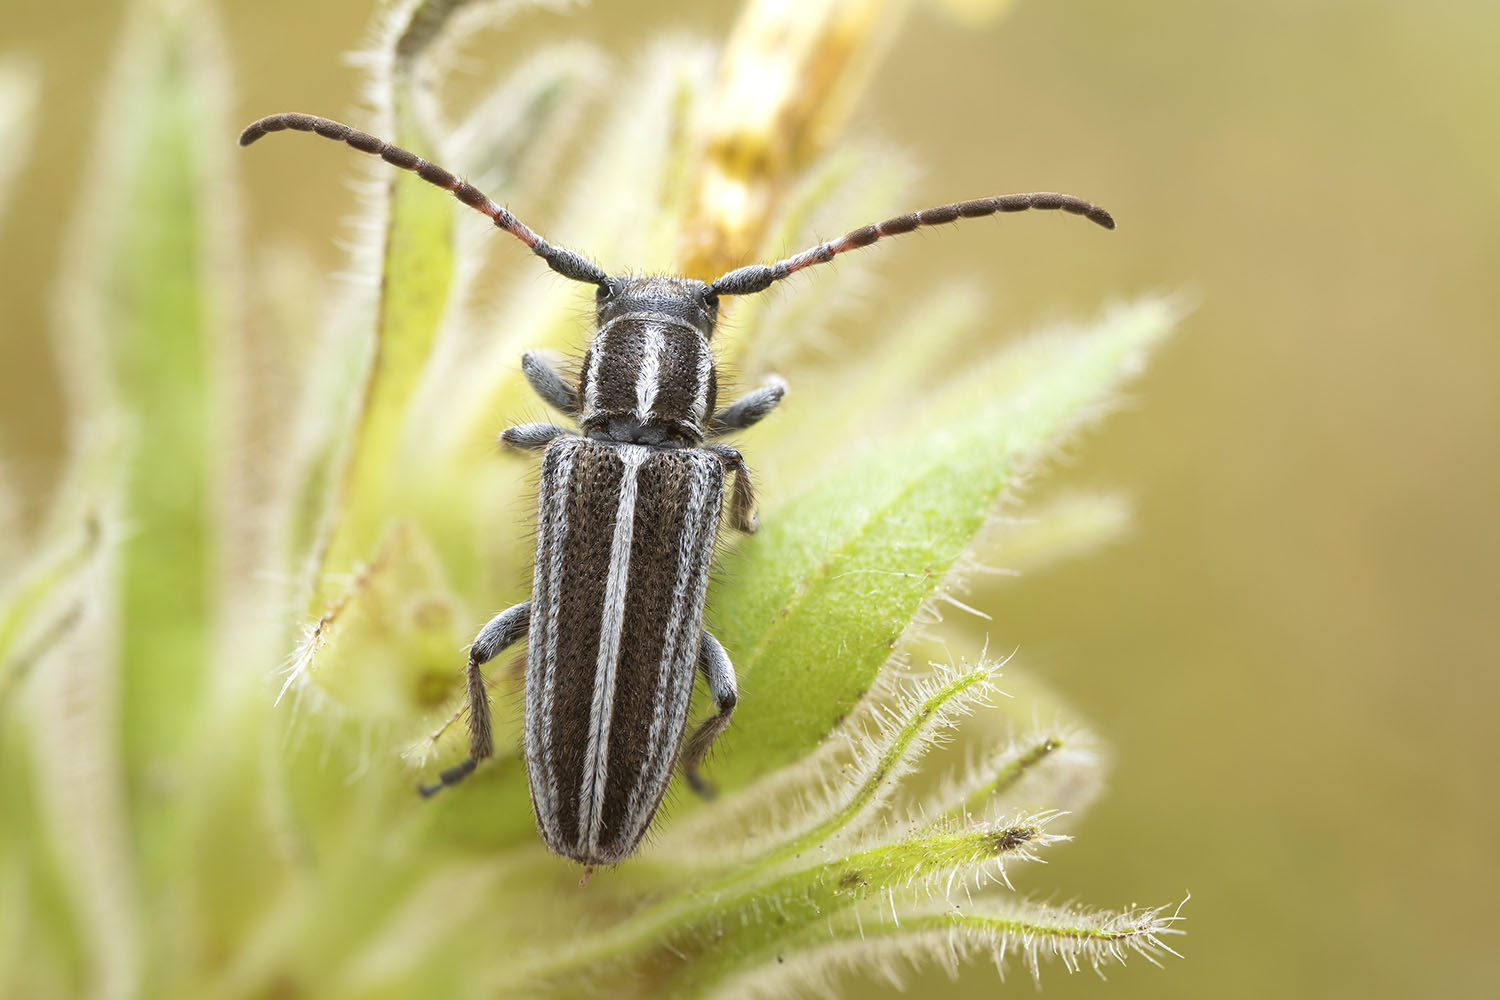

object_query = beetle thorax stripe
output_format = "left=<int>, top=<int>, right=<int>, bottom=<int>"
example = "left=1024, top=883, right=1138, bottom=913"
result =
left=692, top=337, right=713, bottom=424
left=583, top=346, right=600, bottom=416
left=583, top=313, right=709, bottom=425
left=634, top=325, right=666, bottom=421
left=581, top=444, right=650, bottom=850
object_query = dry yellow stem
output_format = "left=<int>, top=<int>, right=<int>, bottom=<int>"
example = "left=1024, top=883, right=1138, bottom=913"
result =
left=677, top=0, right=909, bottom=278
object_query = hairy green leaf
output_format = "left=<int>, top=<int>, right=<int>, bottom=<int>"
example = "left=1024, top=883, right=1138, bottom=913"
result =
left=709, top=895, right=1186, bottom=999
left=708, top=298, right=1177, bottom=792
left=312, top=20, right=461, bottom=584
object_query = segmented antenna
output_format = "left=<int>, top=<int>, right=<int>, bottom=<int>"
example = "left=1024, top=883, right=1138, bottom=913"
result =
left=708, top=192, right=1116, bottom=296
left=238, top=113, right=608, bottom=286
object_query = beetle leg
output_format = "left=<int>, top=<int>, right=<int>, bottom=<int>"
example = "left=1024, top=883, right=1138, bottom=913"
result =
left=704, top=442, right=758, bottom=534
left=709, top=375, right=787, bottom=436
left=522, top=350, right=579, bottom=416
left=500, top=422, right=574, bottom=452
left=683, top=630, right=738, bottom=799
left=420, top=601, right=531, bottom=797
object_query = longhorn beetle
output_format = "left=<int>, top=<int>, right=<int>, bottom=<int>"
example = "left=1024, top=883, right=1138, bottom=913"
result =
left=239, top=111, right=1115, bottom=866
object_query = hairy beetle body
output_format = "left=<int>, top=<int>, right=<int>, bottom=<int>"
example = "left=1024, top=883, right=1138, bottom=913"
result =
left=239, top=110, right=1114, bottom=866
left=414, top=276, right=760, bottom=867
left=528, top=437, right=723, bottom=863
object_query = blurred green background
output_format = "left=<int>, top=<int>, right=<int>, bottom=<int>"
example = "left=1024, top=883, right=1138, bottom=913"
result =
left=2, top=0, right=1496, bottom=997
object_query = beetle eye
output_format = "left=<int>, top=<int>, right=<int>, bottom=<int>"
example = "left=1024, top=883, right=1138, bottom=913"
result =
left=702, top=290, right=720, bottom=310
left=597, top=281, right=615, bottom=301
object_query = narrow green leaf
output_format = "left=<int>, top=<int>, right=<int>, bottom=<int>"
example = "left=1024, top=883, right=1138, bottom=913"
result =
left=309, top=1, right=601, bottom=599
left=661, top=821, right=1061, bottom=997
left=517, top=815, right=1060, bottom=992
left=313, top=92, right=458, bottom=583
left=704, top=895, right=1186, bottom=998
left=310, top=0, right=558, bottom=585
left=927, top=728, right=1098, bottom=826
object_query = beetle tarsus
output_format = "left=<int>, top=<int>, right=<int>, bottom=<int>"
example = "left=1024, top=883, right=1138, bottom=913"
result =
left=685, top=768, right=718, bottom=801
left=682, top=630, right=738, bottom=799
left=705, top=443, right=757, bottom=533
left=418, top=756, right=477, bottom=797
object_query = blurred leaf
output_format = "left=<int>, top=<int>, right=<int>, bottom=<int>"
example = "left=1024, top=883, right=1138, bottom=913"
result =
left=424, top=40, right=716, bottom=465
left=287, top=519, right=464, bottom=723
left=0, top=55, right=39, bottom=225
left=0, top=514, right=98, bottom=714
left=714, top=144, right=917, bottom=379
left=973, top=490, right=1133, bottom=579
left=49, top=0, right=241, bottom=818
left=738, top=277, right=982, bottom=487
left=21, top=538, right=143, bottom=1000
left=42, top=3, right=249, bottom=994
left=707, top=298, right=1177, bottom=792
left=0, top=54, right=87, bottom=711
left=398, top=41, right=607, bottom=457
left=922, top=0, right=1017, bottom=27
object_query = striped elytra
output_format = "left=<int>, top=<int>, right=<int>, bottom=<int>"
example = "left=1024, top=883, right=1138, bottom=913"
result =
left=238, top=111, right=1115, bottom=866
left=526, top=438, right=723, bottom=863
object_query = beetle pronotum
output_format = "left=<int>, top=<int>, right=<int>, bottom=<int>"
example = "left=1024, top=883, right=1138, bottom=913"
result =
left=240, top=111, right=1114, bottom=866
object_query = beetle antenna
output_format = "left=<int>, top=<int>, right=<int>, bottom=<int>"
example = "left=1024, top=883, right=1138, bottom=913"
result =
left=239, top=113, right=608, bottom=286
left=708, top=192, right=1115, bottom=296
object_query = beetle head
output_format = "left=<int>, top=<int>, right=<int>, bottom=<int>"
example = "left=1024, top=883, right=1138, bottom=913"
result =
left=596, top=275, right=720, bottom=338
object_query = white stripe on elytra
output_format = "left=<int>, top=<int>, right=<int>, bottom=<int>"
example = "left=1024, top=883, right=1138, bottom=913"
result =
left=581, top=444, right=649, bottom=850
left=639, top=459, right=723, bottom=841
left=527, top=436, right=577, bottom=831
left=620, top=452, right=717, bottom=840
left=634, top=325, right=666, bottom=421
left=657, top=459, right=722, bottom=780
